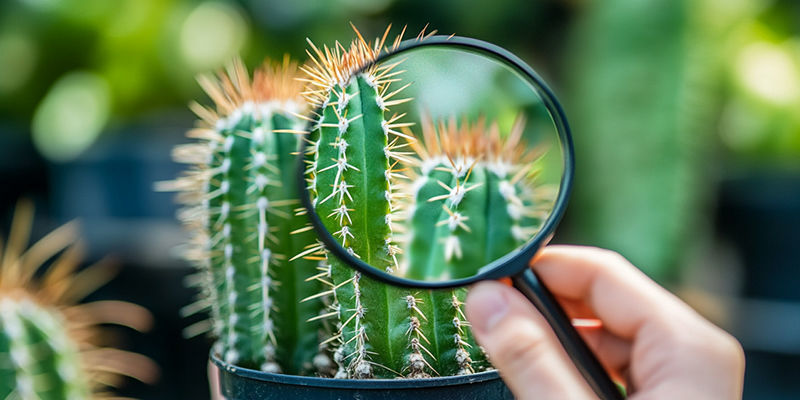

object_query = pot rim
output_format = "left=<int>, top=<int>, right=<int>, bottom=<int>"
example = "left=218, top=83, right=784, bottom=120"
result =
left=210, top=352, right=502, bottom=389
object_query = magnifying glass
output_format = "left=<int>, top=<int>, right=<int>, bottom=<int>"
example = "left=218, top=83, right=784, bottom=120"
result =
left=297, top=34, right=623, bottom=400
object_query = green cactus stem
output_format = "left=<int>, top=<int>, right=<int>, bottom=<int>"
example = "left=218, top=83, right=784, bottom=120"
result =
left=300, top=26, right=490, bottom=379
left=0, top=200, right=157, bottom=399
left=166, top=59, right=328, bottom=375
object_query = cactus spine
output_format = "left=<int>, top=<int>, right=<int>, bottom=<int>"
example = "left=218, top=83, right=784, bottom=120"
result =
left=0, top=200, right=156, bottom=399
left=169, top=59, right=327, bottom=374
left=301, top=27, right=490, bottom=379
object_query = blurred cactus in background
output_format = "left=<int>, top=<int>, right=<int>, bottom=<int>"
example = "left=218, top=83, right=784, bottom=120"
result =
left=566, top=0, right=733, bottom=282
left=163, top=58, right=330, bottom=375
left=0, top=200, right=157, bottom=399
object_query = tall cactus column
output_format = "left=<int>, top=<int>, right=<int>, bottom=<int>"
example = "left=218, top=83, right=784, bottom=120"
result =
left=302, top=33, right=419, bottom=378
left=301, top=27, right=490, bottom=379
left=170, top=59, right=326, bottom=374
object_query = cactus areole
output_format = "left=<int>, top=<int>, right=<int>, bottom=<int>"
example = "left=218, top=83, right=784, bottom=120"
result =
left=297, top=35, right=575, bottom=289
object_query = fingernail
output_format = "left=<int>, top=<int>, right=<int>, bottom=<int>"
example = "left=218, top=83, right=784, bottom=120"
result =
left=467, top=283, right=509, bottom=335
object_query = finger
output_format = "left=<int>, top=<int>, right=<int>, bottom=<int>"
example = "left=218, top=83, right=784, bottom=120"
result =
left=531, top=245, right=699, bottom=340
left=465, top=280, right=598, bottom=400
left=552, top=296, right=631, bottom=373
left=578, top=328, right=631, bottom=375
left=558, top=297, right=597, bottom=319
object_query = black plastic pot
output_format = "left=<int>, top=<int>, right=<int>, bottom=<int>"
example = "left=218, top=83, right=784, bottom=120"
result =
left=211, top=353, right=513, bottom=400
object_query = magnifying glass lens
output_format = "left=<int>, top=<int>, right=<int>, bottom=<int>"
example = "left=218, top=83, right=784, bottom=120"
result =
left=304, top=43, right=565, bottom=284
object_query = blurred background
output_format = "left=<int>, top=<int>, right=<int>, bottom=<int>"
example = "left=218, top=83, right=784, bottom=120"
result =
left=0, top=0, right=797, bottom=398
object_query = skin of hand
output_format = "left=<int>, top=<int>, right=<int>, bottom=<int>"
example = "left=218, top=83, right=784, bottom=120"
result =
left=464, top=245, right=745, bottom=400
left=209, top=362, right=223, bottom=400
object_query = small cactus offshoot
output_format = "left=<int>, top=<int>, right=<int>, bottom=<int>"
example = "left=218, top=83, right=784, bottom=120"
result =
left=164, top=58, right=330, bottom=375
left=0, top=200, right=157, bottom=399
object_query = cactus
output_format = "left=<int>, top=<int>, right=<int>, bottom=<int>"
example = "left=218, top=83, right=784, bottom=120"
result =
left=168, top=25, right=551, bottom=381
left=300, top=26, right=502, bottom=379
left=0, top=298, right=91, bottom=400
left=166, top=58, right=329, bottom=375
left=0, top=200, right=156, bottom=399
left=566, top=0, right=720, bottom=282
left=405, top=116, right=550, bottom=281
left=403, top=116, right=552, bottom=375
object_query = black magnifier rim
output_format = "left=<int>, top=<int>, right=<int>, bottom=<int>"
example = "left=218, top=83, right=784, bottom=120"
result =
left=297, top=35, right=574, bottom=289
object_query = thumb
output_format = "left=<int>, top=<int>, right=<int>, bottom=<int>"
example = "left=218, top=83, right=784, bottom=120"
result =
left=465, top=281, right=597, bottom=400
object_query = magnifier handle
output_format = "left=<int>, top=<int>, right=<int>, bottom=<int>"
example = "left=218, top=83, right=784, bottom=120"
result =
left=511, top=268, right=624, bottom=400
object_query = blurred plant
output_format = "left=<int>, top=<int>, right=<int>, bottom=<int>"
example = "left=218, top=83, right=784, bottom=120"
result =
left=0, top=200, right=157, bottom=398
left=0, top=0, right=255, bottom=162
left=161, top=58, right=330, bottom=375
left=719, top=3, right=800, bottom=164
left=566, top=0, right=743, bottom=282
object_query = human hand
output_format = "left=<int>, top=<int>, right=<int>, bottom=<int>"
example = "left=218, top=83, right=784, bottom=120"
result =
left=464, top=245, right=745, bottom=399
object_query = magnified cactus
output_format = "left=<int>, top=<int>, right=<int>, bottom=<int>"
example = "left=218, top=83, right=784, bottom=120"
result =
left=164, top=58, right=330, bottom=375
left=405, top=115, right=552, bottom=281
left=0, top=200, right=156, bottom=399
